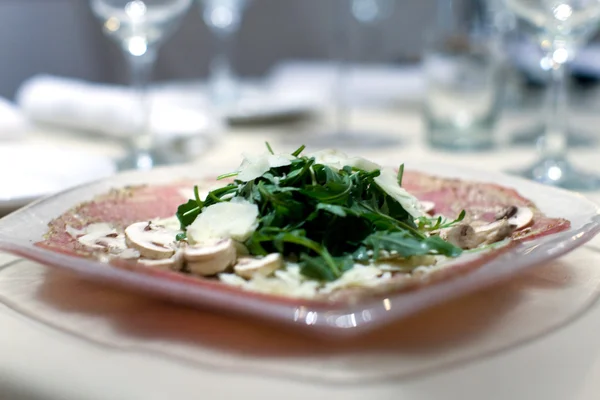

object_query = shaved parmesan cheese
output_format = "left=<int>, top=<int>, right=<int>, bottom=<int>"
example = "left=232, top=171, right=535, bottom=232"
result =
left=322, top=265, right=391, bottom=293
left=308, top=149, right=425, bottom=218
left=236, top=152, right=293, bottom=182
left=65, top=225, right=86, bottom=238
left=308, top=149, right=380, bottom=172
left=187, top=201, right=259, bottom=243
left=374, top=168, right=425, bottom=218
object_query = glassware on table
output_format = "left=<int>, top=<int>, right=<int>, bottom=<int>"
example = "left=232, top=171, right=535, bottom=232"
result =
left=307, top=0, right=398, bottom=149
left=503, top=0, right=600, bottom=190
left=424, top=0, right=503, bottom=151
left=200, top=0, right=251, bottom=107
left=89, top=0, right=192, bottom=171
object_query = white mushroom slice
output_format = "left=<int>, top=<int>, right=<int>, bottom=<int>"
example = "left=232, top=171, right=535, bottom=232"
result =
left=441, top=224, right=481, bottom=250
left=124, top=221, right=178, bottom=260
left=184, top=239, right=237, bottom=276
left=138, top=251, right=184, bottom=271
left=118, top=248, right=141, bottom=260
left=85, top=223, right=116, bottom=234
left=473, top=219, right=515, bottom=245
left=234, top=253, right=283, bottom=279
left=420, top=201, right=435, bottom=214
left=77, top=225, right=128, bottom=254
left=151, top=216, right=182, bottom=231
left=495, top=206, right=534, bottom=230
left=95, top=235, right=128, bottom=253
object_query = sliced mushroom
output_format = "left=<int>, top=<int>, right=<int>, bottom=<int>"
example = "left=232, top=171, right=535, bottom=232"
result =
left=495, top=206, right=533, bottom=230
left=184, top=238, right=237, bottom=276
left=441, top=224, right=480, bottom=250
left=118, top=248, right=141, bottom=260
left=441, top=218, right=516, bottom=250
left=234, top=253, right=283, bottom=279
left=124, top=221, right=179, bottom=260
left=138, top=251, right=184, bottom=271
left=151, top=216, right=181, bottom=231
left=77, top=225, right=128, bottom=254
left=473, top=219, right=515, bottom=244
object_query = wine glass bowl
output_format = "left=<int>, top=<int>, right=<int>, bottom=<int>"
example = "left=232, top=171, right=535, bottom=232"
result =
left=89, top=0, right=193, bottom=170
left=91, top=0, right=191, bottom=49
left=504, top=0, right=600, bottom=190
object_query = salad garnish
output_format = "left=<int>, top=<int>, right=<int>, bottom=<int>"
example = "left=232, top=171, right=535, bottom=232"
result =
left=176, top=144, right=463, bottom=281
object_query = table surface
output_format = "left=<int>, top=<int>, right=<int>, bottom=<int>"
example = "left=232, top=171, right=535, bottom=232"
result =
left=2, top=104, right=600, bottom=400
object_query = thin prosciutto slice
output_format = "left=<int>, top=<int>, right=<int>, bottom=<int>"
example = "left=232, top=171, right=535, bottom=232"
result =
left=402, top=171, right=570, bottom=241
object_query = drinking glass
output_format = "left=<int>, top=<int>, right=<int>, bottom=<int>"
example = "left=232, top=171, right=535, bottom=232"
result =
left=200, top=0, right=251, bottom=107
left=424, top=0, right=503, bottom=151
left=309, top=0, right=398, bottom=148
left=90, top=0, right=193, bottom=170
left=503, top=0, right=600, bottom=190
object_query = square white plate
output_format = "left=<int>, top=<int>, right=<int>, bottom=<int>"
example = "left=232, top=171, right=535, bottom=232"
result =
left=0, top=162, right=598, bottom=337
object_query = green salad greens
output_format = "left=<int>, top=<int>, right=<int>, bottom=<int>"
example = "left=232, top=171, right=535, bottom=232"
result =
left=176, top=144, right=463, bottom=281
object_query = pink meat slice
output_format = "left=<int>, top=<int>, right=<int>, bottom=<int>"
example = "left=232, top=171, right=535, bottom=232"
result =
left=402, top=171, right=570, bottom=241
left=38, top=182, right=193, bottom=257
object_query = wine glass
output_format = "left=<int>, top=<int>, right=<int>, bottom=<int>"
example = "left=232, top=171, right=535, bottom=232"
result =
left=307, top=0, right=398, bottom=148
left=89, top=0, right=193, bottom=170
left=503, top=0, right=600, bottom=190
left=200, top=0, right=251, bottom=107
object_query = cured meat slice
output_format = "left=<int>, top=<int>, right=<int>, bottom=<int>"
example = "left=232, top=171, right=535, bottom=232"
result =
left=38, top=183, right=192, bottom=257
left=402, top=171, right=570, bottom=241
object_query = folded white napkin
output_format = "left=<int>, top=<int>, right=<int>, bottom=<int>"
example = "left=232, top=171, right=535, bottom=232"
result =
left=0, top=97, right=29, bottom=140
left=15, top=75, right=215, bottom=140
left=267, top=61, right=425, bottom=106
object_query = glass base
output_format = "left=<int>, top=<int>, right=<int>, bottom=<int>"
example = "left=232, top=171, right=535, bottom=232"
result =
left=302, top=130, right=400, bottom=149
left=511, top=125, right=595, bottom=147
left=510, top=158, right=600, bottom=191
left=426, top=123, right=495, bottom=152
left=116, top=150, right=172, bottom=172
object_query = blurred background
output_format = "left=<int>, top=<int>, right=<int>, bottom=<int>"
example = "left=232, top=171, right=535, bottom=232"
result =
left=0, top=0, right=434, bottom=98
left=4, top=0, right=600, bottom=213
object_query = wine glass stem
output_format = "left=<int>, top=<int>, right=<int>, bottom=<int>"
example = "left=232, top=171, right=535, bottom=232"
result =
left=540, top=56, right=568, bottom=161
left=126, top=47, right=158, bottom=154
left=214, top=33, right=235, bottom=81
left=335, top=61, right=350, bottom=135
left=209, top=29, right=239, bottom=104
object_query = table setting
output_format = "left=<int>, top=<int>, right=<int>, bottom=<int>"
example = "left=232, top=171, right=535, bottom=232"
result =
left=3, top=1, right=600, bottom=399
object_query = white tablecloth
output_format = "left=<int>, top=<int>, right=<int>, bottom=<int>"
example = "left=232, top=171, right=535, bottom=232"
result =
left=2, top=105, right=600, bottom=400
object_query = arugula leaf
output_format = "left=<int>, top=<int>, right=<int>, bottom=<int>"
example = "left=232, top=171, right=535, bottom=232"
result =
left=363, top=231, right=462, bottom=258
left=417, top=210, right=466, bottom=231
left=217, top=171, right=238, bottom=180
left=291, top=144, right=306, bottom=157
left=176, top=199, right=201, bottom=230
left=397, top=163, right=405, bottom=186
left=316, top=203, right=352, bottom=217
left=265, top=141, right=275, bottom=155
